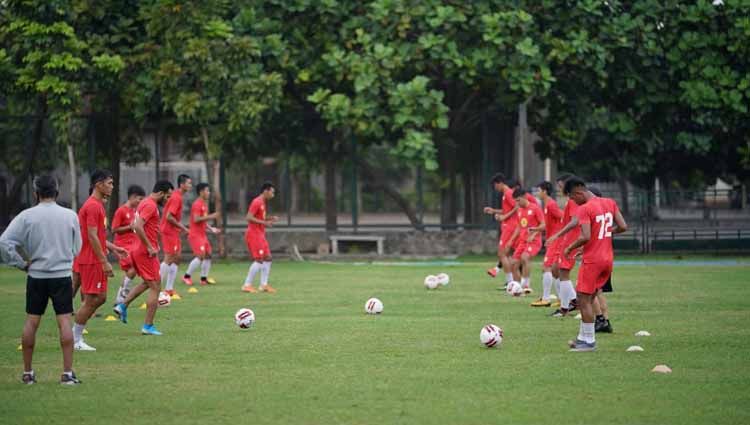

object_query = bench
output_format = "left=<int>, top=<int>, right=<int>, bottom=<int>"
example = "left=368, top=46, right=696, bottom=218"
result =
left=329, top=235, right=385, bottom=255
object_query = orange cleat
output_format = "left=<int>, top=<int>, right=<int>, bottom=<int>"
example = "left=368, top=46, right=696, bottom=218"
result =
left=486, top=268, right=498, bottom=278
left=260, top=284, right=276, bottom=294
left=165, top=289, right=175, bottom=297
left=241, top=284, right=257, bottom=293
left=182, top=276, right=193, bottom=286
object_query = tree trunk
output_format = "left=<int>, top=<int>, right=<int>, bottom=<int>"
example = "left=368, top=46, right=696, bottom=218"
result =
left=67, top=141, right=78, bottom=210
left=201, top=127, right=226, bottom=257
left=356, top=157, right=421, bottom=228
left=0, top=176, right=8, bottom=226
left=325, top=155, right=337, bottom=231
left=436, top=135, right=458, bottom=227
left=109, top=98, right=121, bottom=221
left=8, top=96, right=46, bottom=213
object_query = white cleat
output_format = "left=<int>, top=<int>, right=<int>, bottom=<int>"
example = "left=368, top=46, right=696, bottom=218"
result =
left=74, top=341, right=96, bottom=351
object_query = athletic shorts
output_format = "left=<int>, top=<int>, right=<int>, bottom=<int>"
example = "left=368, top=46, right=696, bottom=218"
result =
left=557, top=249, right=579, bottom=271
left=602, top=275, right=613, bottom=293
left=161, top=233, right=182, bottom=255
left=513, top=238, right=542, bottom=260
left=26, top=276, right=73, bottom=315
left=117, top=243, right=137, bottom=271
left=498, top=225, right=517, bottom=251
left=132, top=250, right=161, bottom=282
left=246, top=234, right=270, bottom=261
left=576, top=261, right=613, bottom=295
left=543, top=239, right=562, bottom=268
left=189, top=235, right=212, bottom=257
left=78, top=263, right=108, bottom=295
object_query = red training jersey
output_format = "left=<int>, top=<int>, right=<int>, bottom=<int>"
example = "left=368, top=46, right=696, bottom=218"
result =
left=561, top=199, right=581, bottom=244
left=516, top=202, right=545, bottom=242
left=576, top=197, right=620, bottom=264
left=525, top=193, right=538, bottom=206
left=501, top=187, right=517, bottom=228
left=76, top=196, right=107, bottom=265
left=246, top=196, right=267, bottom=237
left=136, top=196, right=161, bottom=253
left=160, top=190, right=183, bottom=236
left=112, top=203, right=138, bottom=248
left=543, top=198, right=564, bottom=238
left=189, top=198, right=208, bottom=238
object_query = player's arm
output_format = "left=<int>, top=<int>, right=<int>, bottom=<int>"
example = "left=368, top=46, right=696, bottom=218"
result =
left=564, top=222, right=590, bottom=256
left=0, top=214, right=30, bottom=270
left=546, top=216, right=578, bottom=245
left=483, top=206, right=502, bottom=215
left=87, top=225, right=113, bottom=276
left=612, top=210, right=628, bottom=234
left=498, top=204, right=519, bottom=222
left=166, top=210, right=188, bottom=233
left=133, top=215, right=157, bottom=257
left=106, top=240, right=128, bottom=259
left=194, top=211, right=219, bottom=223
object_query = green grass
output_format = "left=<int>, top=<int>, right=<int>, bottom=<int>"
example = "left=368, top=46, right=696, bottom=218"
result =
left=1, top=259, right=749, bottom=425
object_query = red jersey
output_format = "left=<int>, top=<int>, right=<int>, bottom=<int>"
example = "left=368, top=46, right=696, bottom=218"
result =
left=76, top=196, right=107, bottom=265
left=543, top=198, right=563, bottom=237
left=576, top=197, right=620, bottom=264
left=516, top=202, right=545, bottom=242
left=189, top=198, right=208, bottom=238
left=160, top=190, right=183, bottom=236
left=136, top=196, right=161, bottom=252
left=246, top=196, right=267, bottom=236
left=501, top=187, right=517, bottom=227
left=112, top=203, right=138, bottom=248
left=561, top=199, right=581, bottom=244
left=525, top=193, right=538, bottom=206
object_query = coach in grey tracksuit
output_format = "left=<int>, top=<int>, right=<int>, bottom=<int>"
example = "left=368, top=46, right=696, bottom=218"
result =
left=0, top=175, right=83, bottom=385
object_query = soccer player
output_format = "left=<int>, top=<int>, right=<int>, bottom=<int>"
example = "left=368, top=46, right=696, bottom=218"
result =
left=111, top=185, right=146, bottom=304
left=0, top=176, right=83, bottom=385
left=183, top=183, right=220, bottom=287
left=531, top=181, right=563, bottom=307
left=587, top=186, right=616, bottom=333
left=160, top=174, right=191, bottom=292
left=544, top=174, right=580, bottom=317
left=114, top=180, right=174, bottom=335
left=72, top=170, right=128, bottom=351
left=483, top=173, right=519, bottom=285
left=242, top=182, right=279, bottom=293
left=509, top=188, right=545, bottom=293
left=562, top=177, right=627, bottom=351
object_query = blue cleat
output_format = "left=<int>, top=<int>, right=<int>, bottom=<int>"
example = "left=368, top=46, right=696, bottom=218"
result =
left=568, top=338, right=596, bottom=352
left=113, top=303, right=128, bottom=324
left=141, top=324, right=162, bottom=336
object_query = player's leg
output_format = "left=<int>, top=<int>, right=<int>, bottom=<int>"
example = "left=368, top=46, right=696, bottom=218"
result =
left=21, top=314, right=41, bottom=384
left=569, top=264, right=609, bottom=351
left=73, top=264, right=107, bottom=351
left=242, top=236, right=262, bottom=292
left=141, top=279, right=163, bottom=335
left=595, top=279, right=613, bottom=333
left=49, top=276, right=76, bottom=382
left=488, top=241, right=503, bottom=278
left=551, top=266, right=576, bottom=317
left=115, top=268, right=137, bottom=305
left=162, top=250, right=179, bottom=294
left=199, top=253, right=212, bottom=285
left=259, top=239, right=275, bottom=293
left=183, top=255, right=202, bottom=286
left=520, top=252, right=531, bottom=290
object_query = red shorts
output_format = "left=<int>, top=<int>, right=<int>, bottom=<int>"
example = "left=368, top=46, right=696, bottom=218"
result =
left=513, top=238, right=542, bottom=260
left=498, top=225, right=517, bottom=251
left=543, top=239, right=562, bottom=268
left=132, top=250, right=161, bottom=282
left=557, top=249, right=579, bottom=270
left=117, top=243, right=138, bottom=271
left=78, top=263, right=108, bottom=295
left=576, top=261, right=613, bottom=295
left=189, top=235, right=212, bottom=256
left=246, top=234, right=270, bottom=261
left=161, top=233, right=182, bottom=255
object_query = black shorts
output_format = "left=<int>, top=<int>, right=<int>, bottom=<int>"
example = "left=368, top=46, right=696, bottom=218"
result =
left=26, top=276, right=74, bottom=315
left=601, top=275, right=613, bottom=293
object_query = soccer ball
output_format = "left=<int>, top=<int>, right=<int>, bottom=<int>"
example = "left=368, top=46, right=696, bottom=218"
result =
left=506, top=281, right=523, bottom=297
left=364, top=298, right=383, bottom=314
left=424, top=275, right=439, bottom=290
left=480, top=324, right=503, bottom=348
left=157, top=291, right=171, bottom=308
left=235, top=308, right=255, bottom=329
left=436, top=273, right=450, bottom=286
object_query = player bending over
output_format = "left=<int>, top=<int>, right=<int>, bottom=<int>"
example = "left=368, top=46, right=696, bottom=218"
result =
left=242, top=182, right=278, bottom=294
left=509, top=188, right=545, bottom=294
left=183, top=183, right=220, bottom=287
left=531, top=181, right=563, bottom=307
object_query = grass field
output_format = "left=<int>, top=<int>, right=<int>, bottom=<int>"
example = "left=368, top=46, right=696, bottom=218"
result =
left=1, top=257, right=749, bottom=425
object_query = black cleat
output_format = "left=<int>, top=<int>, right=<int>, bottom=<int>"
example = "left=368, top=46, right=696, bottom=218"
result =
left=595, top=318, right=613, bottom=333
left=22, top=371, right=36, bottom=385
left=60, top=371, right=82, bottom=385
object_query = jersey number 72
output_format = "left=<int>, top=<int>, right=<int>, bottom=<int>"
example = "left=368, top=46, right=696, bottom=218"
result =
left=595, top=213, right=613, bottom=240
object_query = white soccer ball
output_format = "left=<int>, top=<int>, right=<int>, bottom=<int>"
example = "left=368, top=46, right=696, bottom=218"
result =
left=424, top=275, right=439, bottom=290
left=436, top=273, right=450, bottom=286
left=157, top=291, right=171, bottom=308
left=234, top=308, right=255, bottom=329
left=506, top=281, right=523, bottom=297
left=480, top=324, right=503, bottom=348
left=364, top=298, right=383, bottom=314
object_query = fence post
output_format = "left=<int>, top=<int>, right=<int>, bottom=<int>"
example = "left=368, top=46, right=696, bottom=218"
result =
left=285, top=159, right=291, bottom=226
left=350, top=136, right=358, bottom=232
left=219, top=155, right=227, bottom=230
left=416, top=165, right=424, bottom=229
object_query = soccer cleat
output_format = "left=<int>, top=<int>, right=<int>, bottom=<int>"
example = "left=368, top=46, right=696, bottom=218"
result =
left=165, top=289, right=175, bottom=297
left=200, top=278, right=208, bottom=286
left=260, top=284, right=277, bottom=294
left=113, top=303, right=128, bottom=324
left=551, top=300, right=561, bottom=308
left=568, top=339, right=596, bottom=352
left=141, top=324, right=163, bottom=336
left=486, top=268, right=498, bottom=278
left=596, top=318, right=613, bottom=333
left=74, top=340, right=96, bottom=351
left=530, top=298, right=551, bottom=307
left=568, top=299, right=578, bottom=312
left=60, top=371, right=82, bottom=385
left=242, top=284, right=257, bottom=293
left=182, top=275, right=193, bottom=286
left=22, top=372, right=36, bottom=385
left=523, top=287, right=533, bottom=295
left=550, top=308, right=569, bottom=318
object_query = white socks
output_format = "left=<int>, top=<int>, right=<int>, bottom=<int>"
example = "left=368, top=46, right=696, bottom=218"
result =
left=245, top=262, right=263, bottom=286
left=579, top=322, right=595, bottom=344
left=73, top=323, right=85, bottom=344
left=542, top=272, right=553, bottom=301
left=554, top=278, right=561, bottom=298
left=505, top=272, right=513, bottom=282
left=260, top=262, right=271, bottom=286
left=165, top=263, right=178, bottom=291
left=186, top=257, right=201, bottom=276
left=520, top=276, right=530, bottom=289
left=200, top=259, right=211, bottom=278
left=559, top=280, right=576, bottom=309
left=121, top=276, right=132, bottom=290
left=160, top=262, right=169, bottom=286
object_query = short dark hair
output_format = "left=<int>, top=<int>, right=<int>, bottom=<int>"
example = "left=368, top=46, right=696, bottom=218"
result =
left=260, top=181, right=275, bottom=193
left=588, top=186, right=603, bottom=197
left=537, top=181, right=554, bottom=196
left=512, top=187, right=527, bottom=199
left=506, top=178, right=518, bottom=189
left=90, top=169, right=113, bottom=186
left=563, top=176, right=586, bottom=195
left=127, top=185, right=146, bottom=197
left=33, top=175, right=58, bottom=199
left=490, top=172, right=506, bottom=185
left=153, top=180, right=174, bottom=194
left=177, top=174, right=191, bottom=186
left=196, top=183, right=210, bottom=195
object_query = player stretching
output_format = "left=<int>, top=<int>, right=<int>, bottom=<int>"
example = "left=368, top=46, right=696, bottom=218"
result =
left=563, top=177, right=627, bottom=351
left=112, top=185, right=146, bottom=304
left=114, top=180, right=174, bottom=335
left=544, top=174, right=580, bottom=317
left=72, top=170, right=128, bottom=351
left=183, top=183, right=220, bottom=287
left=160, top=174, right=191, bottom=293
left=484, top=173, right=519, bottom=286
left=531, top=181, right=563, bottom=307
left=509, top=188, right=545, bottom=293
left=242, top=182, right=279, bottom=293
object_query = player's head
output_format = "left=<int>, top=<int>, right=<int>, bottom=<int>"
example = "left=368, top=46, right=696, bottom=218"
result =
left=506, top=178, right=518, bottom=190
left=152, top=180, right=174, bottom=205
left=564, top=176, right=589, bottom=205
left=126, top=185, right=146, bottom=208
left=537, top=181, right=554, bottom=199
left=512, top=187, right=529, bottom=207
left=588, top=186, right=603, bottom=197
left=196, top=183, right=210, bottom=200
left=33, top=175, right=58, bottom=201
left=490, top=172, right=507, bottom=191
left=260, top=181, right=276, bottom=200
left=90, top=169, right=114, bottom=199
left=556, top=173, right=573, bottom=193
left=177, top=174, right=192, bottom=193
